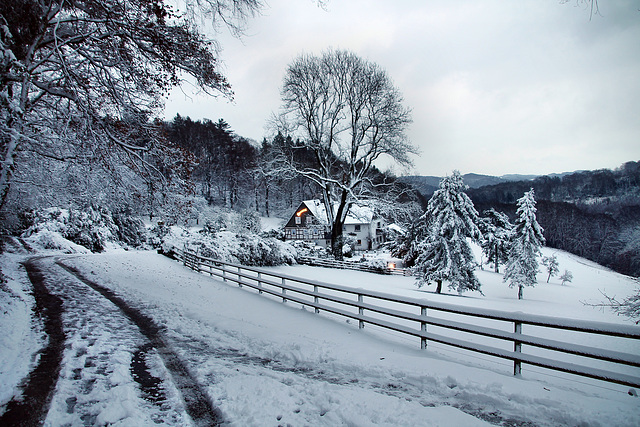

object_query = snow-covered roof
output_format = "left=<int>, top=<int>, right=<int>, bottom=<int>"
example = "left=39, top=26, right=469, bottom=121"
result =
left=300, top=200, right=375, bottom=225
left=387, top=223, right=406, bottom=235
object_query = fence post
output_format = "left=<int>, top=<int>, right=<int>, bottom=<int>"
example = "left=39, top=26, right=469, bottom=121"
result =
left=237, top=266, right=242, bottom=287
left=282, top=278, right=287, bottom=303
left=222, top=263, right=226, bottom=282
left=257, top=272, right=263, bottom=294
left=514, top=321, right=522, bottom=376
left=421, top=306, right=427, bottom=350
left=358, top=294, right=364, bottom=329
left=313, top=285, right=319, bottom=313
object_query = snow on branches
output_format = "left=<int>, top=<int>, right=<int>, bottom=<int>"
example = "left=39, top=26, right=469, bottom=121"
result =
left=503, top=189, right=545, bottom=299
left=412, top=171, right=482, bottom=294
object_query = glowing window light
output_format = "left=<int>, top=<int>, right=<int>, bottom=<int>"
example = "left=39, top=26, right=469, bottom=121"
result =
left=296, top=207, right=309, bottom=217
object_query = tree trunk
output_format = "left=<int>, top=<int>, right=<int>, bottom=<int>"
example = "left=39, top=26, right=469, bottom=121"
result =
left=435, top=280, right=442, bottom=294
left=331, top=223, right=344, bottom=260
left=518, top=285, right=523, bottom=300
left=0, top=119, right=21, bottom=212
left=494, top=244, right=500, bottom=273
left=330, top=189, right=349, bottom=260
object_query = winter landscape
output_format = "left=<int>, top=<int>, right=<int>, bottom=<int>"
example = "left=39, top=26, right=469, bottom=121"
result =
left=2, top=0, right=640, bottom=426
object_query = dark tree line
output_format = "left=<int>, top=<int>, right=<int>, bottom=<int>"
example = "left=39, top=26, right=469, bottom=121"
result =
left=467, top=161, right=640, bottom=277
left=162, top=116, right=327, bottom=216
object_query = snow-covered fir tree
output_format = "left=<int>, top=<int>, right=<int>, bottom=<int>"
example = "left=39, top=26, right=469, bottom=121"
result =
left=413, top=171, right=482, bottom=294
left=504, top=189, right=545, bottom=300
left=479, top=208, right=513, bottom=273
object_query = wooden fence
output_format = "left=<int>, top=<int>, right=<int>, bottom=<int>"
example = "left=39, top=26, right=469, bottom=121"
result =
left=171, top=247, right=640, bottom=388
left=297, top=256, right=410, bottom=276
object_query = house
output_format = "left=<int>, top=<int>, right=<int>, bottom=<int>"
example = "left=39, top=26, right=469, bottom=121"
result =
left=283, top=200, right=386, bottom=250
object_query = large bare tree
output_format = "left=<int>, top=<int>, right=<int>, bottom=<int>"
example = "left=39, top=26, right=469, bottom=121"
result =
left=276, top=49, right=416, bottom=258
left=0, top=0, right=260, bottom=212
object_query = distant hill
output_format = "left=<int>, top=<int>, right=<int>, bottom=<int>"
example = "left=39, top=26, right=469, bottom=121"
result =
left=399, top=173, right=537, bottom=198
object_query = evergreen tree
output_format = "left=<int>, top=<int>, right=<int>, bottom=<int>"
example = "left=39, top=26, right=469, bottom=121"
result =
left=413, top=171, right=482, bottom=294
left=542, top=254, right=560, bottom=283
left=504, top=189, right=545, bottom=299
left=479, top=208, right=513, bottom=273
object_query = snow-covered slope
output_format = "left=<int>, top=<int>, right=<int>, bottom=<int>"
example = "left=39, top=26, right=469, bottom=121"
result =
left=1, top=244, right=639, bottom=426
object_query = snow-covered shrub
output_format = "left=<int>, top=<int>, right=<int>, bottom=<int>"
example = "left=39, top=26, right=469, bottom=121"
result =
left=148, top=222, right=171, bottom=249
left=162, top=228, right=297, bottom=266
left=27, top=230, right=91, bottom=254
left=20, top=206, right=145, bottom=253
left=201, top=214, right=229, bottom=234
left=560, top=269, right=573, bottom=285
left=113, top=214, right=146, bottom=247
left=289, top=240, right=329, bottom=259
left=239, top=210, right=262, bottom=234
left=261, top=228, right=285, bottom=240
left=361, top=257, right=390, bottom=274
left=342, top=236, right=357, bottom=258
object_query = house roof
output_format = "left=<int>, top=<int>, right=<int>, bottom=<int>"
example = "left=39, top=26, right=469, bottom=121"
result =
left=299, top=200, right=375, bottom=225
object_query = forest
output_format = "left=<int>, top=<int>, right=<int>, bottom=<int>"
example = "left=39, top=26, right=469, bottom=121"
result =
left=466, top=161, right=640, bottom=277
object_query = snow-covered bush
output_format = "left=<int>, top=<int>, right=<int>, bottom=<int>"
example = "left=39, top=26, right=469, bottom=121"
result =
left=20, top=206, right=145, bottom=253
left=361, top=257, right=390, bottom=274
left=162, top=228, right=296, bottom=266
left=342, top=236, right=357, bottom=258
left=560, top=269, right=573, bottom=285
left=239, top=210, right=262, bottom=234
left=288, top=240, right=329, bottom=259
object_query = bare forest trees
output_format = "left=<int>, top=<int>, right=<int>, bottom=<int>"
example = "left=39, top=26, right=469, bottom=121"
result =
left=275, top=49, right=416, bottom=258
left=0, top=0, right=260, bottom=216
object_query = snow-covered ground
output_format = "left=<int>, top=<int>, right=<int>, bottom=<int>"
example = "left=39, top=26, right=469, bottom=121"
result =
left=1, top=242, right=639, bottom=426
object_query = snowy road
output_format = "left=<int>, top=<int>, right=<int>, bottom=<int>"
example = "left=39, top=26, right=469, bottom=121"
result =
left=1, top=249, right=639, bottom=426
left=3, top=257, right=220, bottom=426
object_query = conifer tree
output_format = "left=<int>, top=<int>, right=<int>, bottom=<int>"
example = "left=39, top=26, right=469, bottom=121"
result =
left=480, top=208, right=513, bottom=273
left=542, top=254, right=560, bottom=283
left=413, top=171, right=482, bottom=294
left=504, top=189, right=545, bottom=299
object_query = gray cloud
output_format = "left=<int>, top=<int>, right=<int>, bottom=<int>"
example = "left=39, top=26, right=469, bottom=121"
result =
left=165, top=0, right=640, bottom=176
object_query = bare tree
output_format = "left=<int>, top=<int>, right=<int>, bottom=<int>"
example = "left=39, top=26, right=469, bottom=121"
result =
left=275, top=49, right=416, bottom=258
left=560, top=0, right=600, bottom=20
left=0, top=0, right=261, bottom=212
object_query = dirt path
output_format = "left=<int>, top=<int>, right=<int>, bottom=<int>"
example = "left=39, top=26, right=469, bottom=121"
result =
left=1, top=257, right=224, bottom=426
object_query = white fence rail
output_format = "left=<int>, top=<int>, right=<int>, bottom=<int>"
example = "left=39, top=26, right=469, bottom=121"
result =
left=170, top=247, right=640, bottom=388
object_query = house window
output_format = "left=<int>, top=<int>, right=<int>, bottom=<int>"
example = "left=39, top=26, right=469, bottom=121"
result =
left=355, top=224, right=361, bottom=232
left=357, top=240, right=362, bottom=245
left=295, top=216, right=301, bottom=225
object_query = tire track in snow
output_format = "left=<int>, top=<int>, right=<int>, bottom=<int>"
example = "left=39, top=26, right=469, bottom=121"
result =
left=55, top=260, right=225, bottom=426
left=0, top=257, right=65, bottom=427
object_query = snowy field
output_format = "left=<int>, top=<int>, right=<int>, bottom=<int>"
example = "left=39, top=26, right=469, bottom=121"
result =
left=1, top=243, right=639, bottom=426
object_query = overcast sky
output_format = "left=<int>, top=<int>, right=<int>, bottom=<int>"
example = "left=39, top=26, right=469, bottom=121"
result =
left=164, top=0, right=640, bottom=177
